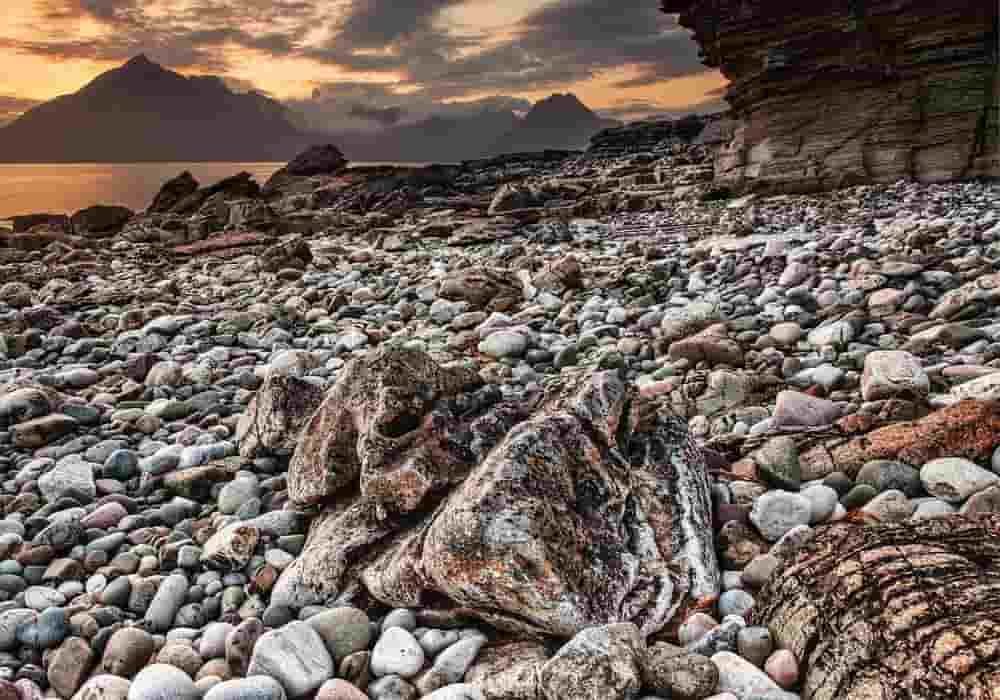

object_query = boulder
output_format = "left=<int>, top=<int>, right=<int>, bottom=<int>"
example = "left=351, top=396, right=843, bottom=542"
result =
left=260, top=238, right=313, bottom=273
left=439, top=267, right=522, bottom=310
left=753, top=516, right=1000, bottom=699
left=70, top=205, right=133, bottom=238
left=148, top=171, right=199, bottom=213
left=539, top=624, right=644, bottom=700
left=286, top=145, right=348, bottom=176
left=799, top=400, right=1000, bottom=479
left=274, top=346, right=719, bottom=638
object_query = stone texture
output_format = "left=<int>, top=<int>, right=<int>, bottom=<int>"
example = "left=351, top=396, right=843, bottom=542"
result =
left=276, top=347, right=719, bottom=638
left=539, top=624, right=644, bottom=700
left=236, top=374, right=325, bottom=459
left=799, top=400, right=1000, bottom=478
left=753, top=516, right=1000, bottom=700
left=662, top=0, right=1000, bottom=192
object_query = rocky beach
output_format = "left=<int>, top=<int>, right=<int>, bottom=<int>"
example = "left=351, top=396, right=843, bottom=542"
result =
left=2, top=114, right=1000, bottom=700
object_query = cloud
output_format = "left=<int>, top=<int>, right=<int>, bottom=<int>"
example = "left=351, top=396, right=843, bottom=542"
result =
left=287, top=81, right=532, bottom=133
left=0, top=95, right=42, bottom=125
left=348, top=103, right=405, bottom=126
left=1, top=0, right=722, bottom=120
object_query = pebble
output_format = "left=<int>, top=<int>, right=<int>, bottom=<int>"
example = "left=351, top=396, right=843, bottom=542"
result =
left=750, top=491, right=813, bottom=541
left=247, top=622, right=334, bottom=697
left=371, top=627, right=426, bottom=679
left=127, top=665, right=199, bottom=700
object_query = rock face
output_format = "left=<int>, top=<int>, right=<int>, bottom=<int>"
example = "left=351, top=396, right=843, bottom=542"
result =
left=662, top=0, right=1000, bottom=191
left=753, top=516, right=1000, bottom=700
left=273, top=345, right=719, bottom=638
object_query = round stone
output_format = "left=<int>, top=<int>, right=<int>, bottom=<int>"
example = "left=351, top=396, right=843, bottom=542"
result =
left=371, top=627, right=426, bottom=679
left=203, top=676, right=287, bottom=700
left=127, top=664, right=199, bottom=700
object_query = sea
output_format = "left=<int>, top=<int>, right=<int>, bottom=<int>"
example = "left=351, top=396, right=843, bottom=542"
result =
left=0, top=161, right=427, bottom=223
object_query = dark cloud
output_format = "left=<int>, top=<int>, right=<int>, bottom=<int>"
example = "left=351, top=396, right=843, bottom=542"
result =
left=5, top=0, right=721, bottom=124
left=288, top=82, right=531, bottom=133
left=336, top=0, right=465, bottom=47
left=348, top=103, right=405, bottom=126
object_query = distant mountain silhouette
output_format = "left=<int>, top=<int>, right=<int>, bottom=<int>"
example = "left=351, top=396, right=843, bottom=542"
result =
left=0, top=58, right=619, bottom=163
left=0, top=55, right=314, bottom=162
left=330, top=110, right=522, bottom=163
left=489, top=94, right=619, bottom=154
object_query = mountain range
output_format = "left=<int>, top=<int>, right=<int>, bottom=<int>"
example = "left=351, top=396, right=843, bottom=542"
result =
left=0, top=57, right=618, bottom=163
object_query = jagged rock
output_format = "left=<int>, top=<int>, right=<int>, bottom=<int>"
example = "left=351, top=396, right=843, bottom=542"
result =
left=465, top=642, right=548, bottom=700
left=753, top=516, right=1000, bottom=699
left=70, top=205, right=133, bottom=238
left=286, top=145, right=348, bottom=177
left=533, top=255, right=584, bottom=292
left=274, top=346, right=719, bottom=638
left=148, top=172, right=199, bottom=213
left=260, top=238, right=313, bottom=273
left=663, top=0, right=1000, bottom=191
left=439, top=268, right=523, bottom=310
left=539, top=624, right=644, bottom=700
left=236, top=374, right=325, bottom=459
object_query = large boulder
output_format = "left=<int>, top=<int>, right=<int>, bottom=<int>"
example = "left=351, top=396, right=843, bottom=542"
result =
left=753, top=516, right=1000, bottom=700
left=286, top=145, right=348, bottom=176
left=438, top=267, right=522, bottom=310
left=148, top=171, right=199, bottom=213
left=264, top=145, right=348, bottom=196
left=71, top=205, right=134, bottom=238
left=272, top=346, right=719, bottom=638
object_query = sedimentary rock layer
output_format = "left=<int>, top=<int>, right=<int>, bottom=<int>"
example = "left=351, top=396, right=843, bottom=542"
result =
left=753, top=517, right=1000, bottom=700
left=663, top=0, right=1000, bottom=191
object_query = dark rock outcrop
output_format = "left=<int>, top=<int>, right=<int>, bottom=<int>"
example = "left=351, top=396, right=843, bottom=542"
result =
left=70, top=205, right=134, bottom=238
left=663, top=0, right=1000, bottom=191
left=753, top=516, right=1000, bottom=700
left=148, top=171, right=199, bottom=213
left=269, top=346, right=720, bottom=638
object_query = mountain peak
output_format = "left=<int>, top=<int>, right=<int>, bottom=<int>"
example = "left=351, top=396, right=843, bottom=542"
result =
left=524, top=93, right=597, bottom=125
left=126, top=53, right=155, bottom=67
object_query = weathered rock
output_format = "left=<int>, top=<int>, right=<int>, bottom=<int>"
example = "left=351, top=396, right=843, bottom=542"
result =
left=278, top=347, right=718, bottom=638
left=439, top=268, right=522, bottom=310
left=260, top=238, right=313, bottom=273
left=149, top=172, right=199, bottom=213
left=642, top=643, right=719, bottom=700
left=286, top=145, right=348, bottom=177
left=861, top=351, right=929, bottom=402
left=799, top=400, right=1000, bottom=478
left=662, top=0, right=1000, bottom=191
left=465, top=642, right=548, bottom=700
left=237, top=374, right=325, bottom=460
left=539, top=624, right=644, bottom=700
left=753, top=516, right=1000, bottom=700
left=71, top=205, right=133, bottom=238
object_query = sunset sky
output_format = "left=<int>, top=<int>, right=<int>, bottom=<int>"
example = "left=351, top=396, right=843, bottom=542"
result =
left=0, top=0, right=727, bottom=128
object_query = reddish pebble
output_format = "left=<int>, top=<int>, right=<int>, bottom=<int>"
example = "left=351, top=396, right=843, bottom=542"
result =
left=316, top=679, right=368, bottom=700
left=764, top=649, right=799, bottom=689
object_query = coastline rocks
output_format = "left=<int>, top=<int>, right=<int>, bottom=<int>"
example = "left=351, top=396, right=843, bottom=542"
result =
left=71, top=205, right=134, bottom=238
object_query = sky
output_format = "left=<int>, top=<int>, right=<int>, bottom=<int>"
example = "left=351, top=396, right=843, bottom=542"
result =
left=0, top=0, right=728, bottom=129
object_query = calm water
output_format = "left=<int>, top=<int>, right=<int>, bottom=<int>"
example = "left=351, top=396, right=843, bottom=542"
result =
left=0, top=161, right=426, bottom=221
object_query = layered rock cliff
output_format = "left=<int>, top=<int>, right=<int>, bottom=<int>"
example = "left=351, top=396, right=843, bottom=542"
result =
left=662, top=0, right=1000, bottom=192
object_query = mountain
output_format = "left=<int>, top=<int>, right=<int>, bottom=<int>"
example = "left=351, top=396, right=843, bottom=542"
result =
left=489, top=94, right=619, bottom=154
left=0, top=58, right=619, bottom=163
left=331, top=110, right=522, bottom=163
left=0, top=55, right=314, bottom=162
